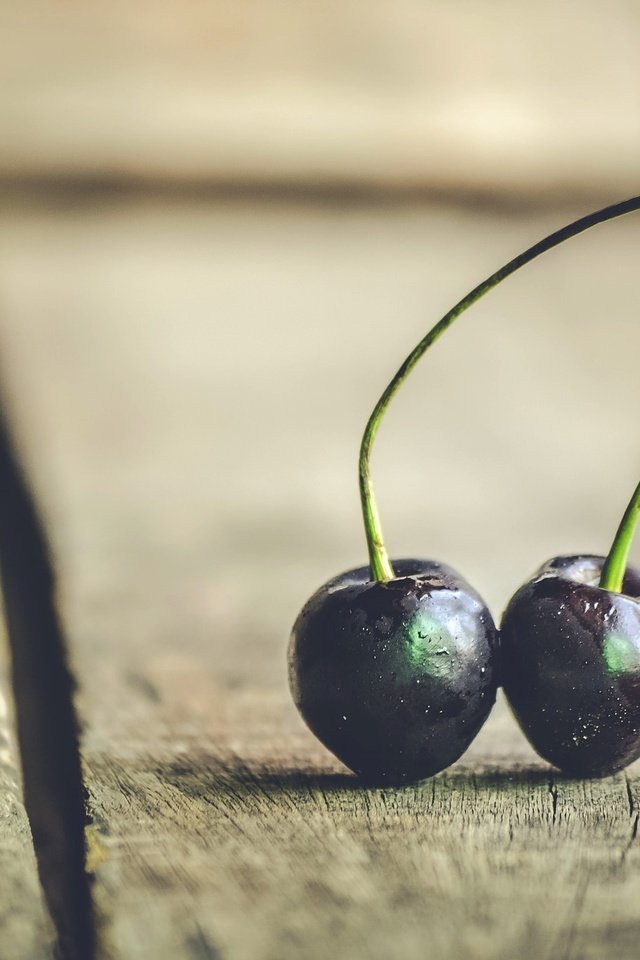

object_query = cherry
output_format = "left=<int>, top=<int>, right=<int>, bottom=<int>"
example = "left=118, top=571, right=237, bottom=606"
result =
left=289, top=196, right=640, bottom=783
left=290, top=560, right=497, bottom=783
left=502, top=483, right=640, bottom=777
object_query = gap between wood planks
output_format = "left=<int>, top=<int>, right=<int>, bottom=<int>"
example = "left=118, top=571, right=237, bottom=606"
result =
left=0, top=173, right=628, bottom=215
left=0, top=390, right=95, bottom=959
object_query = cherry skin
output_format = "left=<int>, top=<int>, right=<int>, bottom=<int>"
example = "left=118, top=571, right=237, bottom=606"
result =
left=289, top=559, right=498, bottom=784
left=501, top=555, right=640, bottom=777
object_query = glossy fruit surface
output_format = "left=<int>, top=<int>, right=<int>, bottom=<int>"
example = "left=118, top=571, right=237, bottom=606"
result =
left=289, top=558, right=498, bottom=783
left=501, top=555, right=640, bottom=776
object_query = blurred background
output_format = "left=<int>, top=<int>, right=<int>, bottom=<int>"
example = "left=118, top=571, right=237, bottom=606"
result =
left=1, top=0, right=640, bottom=739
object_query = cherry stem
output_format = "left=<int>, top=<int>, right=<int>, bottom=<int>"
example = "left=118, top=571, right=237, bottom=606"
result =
left=359, top=195, right=640, bottom=582
left=599, top=481, right=640, bottom=593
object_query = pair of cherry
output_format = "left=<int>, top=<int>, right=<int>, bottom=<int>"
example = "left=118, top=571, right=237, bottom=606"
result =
left=289, top=197, right=640, bottom=784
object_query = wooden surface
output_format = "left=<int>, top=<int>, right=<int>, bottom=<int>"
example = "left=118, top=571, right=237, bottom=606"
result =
left=2, top=194, right=640, bottom=957
left=2, top=1, right=640, bottom=199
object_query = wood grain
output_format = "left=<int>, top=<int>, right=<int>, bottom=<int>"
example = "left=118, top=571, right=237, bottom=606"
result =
left=79, top=671, right=640, bottom=960
left=2, top=195, right=640, bottom=957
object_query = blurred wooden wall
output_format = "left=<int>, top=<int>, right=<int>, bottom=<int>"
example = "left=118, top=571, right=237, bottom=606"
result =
left=1, top=0, right=639, bottom=201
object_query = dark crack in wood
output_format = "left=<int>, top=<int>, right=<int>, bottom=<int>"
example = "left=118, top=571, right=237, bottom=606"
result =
left=548, top=776, right=558, bottom=824
left=0, top=399, right=94, bottom=959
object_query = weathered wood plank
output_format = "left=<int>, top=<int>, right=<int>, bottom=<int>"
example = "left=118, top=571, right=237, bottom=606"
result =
left=78, top=677, right=640, bottom=960
left=2, top=196, right=640, bottom=958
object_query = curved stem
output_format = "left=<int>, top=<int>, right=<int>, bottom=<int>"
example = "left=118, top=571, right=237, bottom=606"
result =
left=599, top=481, right=640, bottom=593
left=359, top=195, right=640, bottom=582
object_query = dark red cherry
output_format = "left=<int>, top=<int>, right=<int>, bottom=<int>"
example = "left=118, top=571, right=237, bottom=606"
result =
left=501, top=555, right=640, bottom=777
left=289, top=559, right=498, bottom=783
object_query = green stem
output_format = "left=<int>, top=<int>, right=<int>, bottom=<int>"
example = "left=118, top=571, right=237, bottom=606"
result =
left=599, top=481, right=640, bottom=593
left=359, top=195, right=640, bottom=582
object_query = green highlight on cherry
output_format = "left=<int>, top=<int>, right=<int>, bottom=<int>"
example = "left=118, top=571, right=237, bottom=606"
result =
left=360, top=195, right=640, bottom=584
